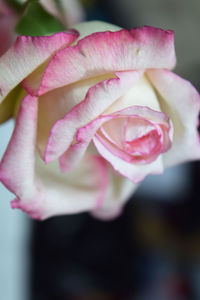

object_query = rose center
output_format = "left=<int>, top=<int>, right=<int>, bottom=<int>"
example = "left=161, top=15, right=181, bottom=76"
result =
left=99, top=114, right=169, bottom=164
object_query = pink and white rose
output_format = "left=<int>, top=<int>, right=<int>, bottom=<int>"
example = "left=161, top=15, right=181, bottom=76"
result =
left=0, top=21, right=200, bottom=220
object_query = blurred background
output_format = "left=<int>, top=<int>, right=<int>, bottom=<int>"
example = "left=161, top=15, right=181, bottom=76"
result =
left=0, top=0, right=200, bottom=299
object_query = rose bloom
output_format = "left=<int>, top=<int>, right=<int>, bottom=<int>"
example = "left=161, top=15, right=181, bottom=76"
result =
left=0, top=21, right=200, bottom=220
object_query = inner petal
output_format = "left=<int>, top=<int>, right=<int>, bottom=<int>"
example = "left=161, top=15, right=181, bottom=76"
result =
left=100, top=117, right=127, bottom=148
left=125, top=129, right=160, bottom=156
left=99, top=113, right=165, bottom=164
left=124, top=117, right=163, bottom=161
left=104, top=74, right=161, bottom=115
left=124, top=117, right=155, bottom=142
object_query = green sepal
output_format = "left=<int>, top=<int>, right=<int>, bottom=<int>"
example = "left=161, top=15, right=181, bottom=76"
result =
left=15, top=0, right=65, bottom=36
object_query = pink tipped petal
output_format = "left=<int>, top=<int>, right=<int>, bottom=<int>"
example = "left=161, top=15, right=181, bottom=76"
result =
left=59, top=116, right=109, bottom=172
left=59, top=116, right=130, bottom=173
left=10, top=153, right=112, bottom=220
left=93, top=133, right=164, bottom=183
left=147, top=69, right=200, bottom=166
left=0, top=94, right=38, bottom=198
left=0, top=31, right=79, bottom=102
left=31, top=154, right=110, bottom=219
left=33, top=25, right=176, bottom=95
left=44, top=70, right=143, bottom=163
left=111, top=105, right=170, bottom=124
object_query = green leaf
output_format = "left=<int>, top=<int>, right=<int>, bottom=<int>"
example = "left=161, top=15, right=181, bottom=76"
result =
left=15, top=1, right=65, bottom=36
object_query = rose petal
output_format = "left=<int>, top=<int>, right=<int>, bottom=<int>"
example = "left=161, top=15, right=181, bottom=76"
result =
left=23, top=24, right=175, bottom=95
left=0, top=94, right=38, bottom=198
left=104, top=74, right=161, bottom=114
left=8, top=153, right=110, bottom=220
left=0, top=31, right=79, bottom=102
left=147, top=69, right=200, bottom=166
left=44, top=70, right=143, bottom=163
left=59, top=118, right=107, bottom=172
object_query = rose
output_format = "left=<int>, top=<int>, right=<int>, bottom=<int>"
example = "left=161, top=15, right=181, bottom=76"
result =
left=0, top=21, right=200, bottom=220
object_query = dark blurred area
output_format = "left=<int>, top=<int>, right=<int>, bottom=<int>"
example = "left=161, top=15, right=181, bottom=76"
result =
left=31, top=164, right=200, bottom=300
left=31, top=1, right=200, bottom=299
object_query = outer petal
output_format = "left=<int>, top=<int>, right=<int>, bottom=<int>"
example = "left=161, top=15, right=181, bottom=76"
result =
left=0, top=95, right=37, bottom=198
left=30, top=154, right=110, bottom=219
left=0, top=31, right=79, bottom=102
left=32, top=154, right=136, bottom=220
left=147, top=69, right=200, bottom=167
left=44, top=70, right=143, bottom=163
left=23, top=22, right=175, bottom=95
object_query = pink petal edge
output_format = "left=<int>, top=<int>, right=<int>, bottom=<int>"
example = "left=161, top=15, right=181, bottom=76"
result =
left=22, top=26, right=176, bottom=96
left=147, top=69, right=200, bottom=167
left=0, top=31, right=79, bottom=102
